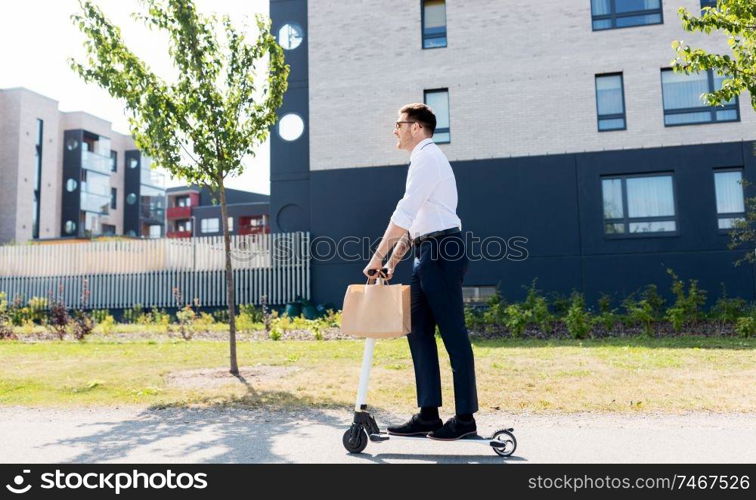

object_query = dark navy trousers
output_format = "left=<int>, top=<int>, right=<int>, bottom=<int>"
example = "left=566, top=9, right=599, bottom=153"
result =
left=407, top=232, right=478, bottom=415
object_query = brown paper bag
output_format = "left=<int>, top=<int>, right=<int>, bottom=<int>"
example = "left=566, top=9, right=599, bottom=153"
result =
left=341, top=282, right=411, bottom=338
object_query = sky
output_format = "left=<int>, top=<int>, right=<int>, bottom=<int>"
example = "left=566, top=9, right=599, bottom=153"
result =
left=0, top=0, right=272, bottom=194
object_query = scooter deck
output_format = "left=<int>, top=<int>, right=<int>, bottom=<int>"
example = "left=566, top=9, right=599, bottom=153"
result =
left=369, top=432, right=502, bottom=445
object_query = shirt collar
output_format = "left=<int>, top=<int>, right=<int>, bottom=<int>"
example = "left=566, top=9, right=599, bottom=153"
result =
left=410, top=138, right=434, bottom=162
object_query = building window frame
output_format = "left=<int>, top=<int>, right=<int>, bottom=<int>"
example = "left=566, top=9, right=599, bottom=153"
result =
left=601, top=171, right=680, bottom=238
left=660, top=68, right=740, bottom=126
left=424, top=88, right=450, bottom=144
left=110, top=188, right=117, bottom=210
left=32, top=118, right=43, bottom=239
left=595, top=72, right=627, bottom=132
left=421, top=0, right=447, bottom=49
left=110, top=150, right=118, bottom=172
left=714, top=167, right=746, bottom=232
left=591, top=0, right=664, bottom=31
left=200, top=217, right=220, bottom=234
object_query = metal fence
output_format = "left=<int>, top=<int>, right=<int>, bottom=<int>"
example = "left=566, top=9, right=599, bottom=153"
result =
left=0, top=232, right=309, bottom=308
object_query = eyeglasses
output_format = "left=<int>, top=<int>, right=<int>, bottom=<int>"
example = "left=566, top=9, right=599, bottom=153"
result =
left=394, top=121, right=416, bottom=129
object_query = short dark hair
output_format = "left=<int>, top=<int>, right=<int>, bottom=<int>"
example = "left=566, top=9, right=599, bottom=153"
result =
left=400, top=103, right=436, bottom=135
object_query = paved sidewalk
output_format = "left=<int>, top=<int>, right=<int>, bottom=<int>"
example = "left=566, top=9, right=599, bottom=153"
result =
left=0, top=407, right=754, bottom=463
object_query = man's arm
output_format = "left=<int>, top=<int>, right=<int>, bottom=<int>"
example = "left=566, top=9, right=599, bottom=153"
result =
left=362, top=221, right=408, bottom=279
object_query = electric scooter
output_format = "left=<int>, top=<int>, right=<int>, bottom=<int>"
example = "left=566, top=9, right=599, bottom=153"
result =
left=341, top=269, right=517, bottom=457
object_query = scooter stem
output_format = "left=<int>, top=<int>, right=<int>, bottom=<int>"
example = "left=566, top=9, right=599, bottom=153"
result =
left=355, top=337, right=376, bottom=410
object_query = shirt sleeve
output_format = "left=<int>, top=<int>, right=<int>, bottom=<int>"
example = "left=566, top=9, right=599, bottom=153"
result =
left=390, top=154, right=439, bottom=230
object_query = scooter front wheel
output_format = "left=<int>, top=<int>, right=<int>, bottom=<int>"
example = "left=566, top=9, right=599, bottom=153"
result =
left=342, top=425, right=368, bottom=454
left=491, top=429, right=517, bottom=457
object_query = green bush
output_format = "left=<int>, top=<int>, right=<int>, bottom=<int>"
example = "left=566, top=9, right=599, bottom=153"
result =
left=238, top=304, right=263, bottom=322
left=123, top=304, right=144, bottom=324
left=665, top=269, right=707, bottom=332
left=269, top=327, right=283, bottom=341
left=735, top=316, right=754, bottom=338
left=623, top=295, right=655, bottom=337
left=565, top=292, right=592, bottom=339
left=504, top=304, right=531, bottom=338
left=523, top=280, right=554, bottom=334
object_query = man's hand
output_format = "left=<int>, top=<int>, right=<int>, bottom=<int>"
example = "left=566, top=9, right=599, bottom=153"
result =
left=362, top=255, right=385, bottom=279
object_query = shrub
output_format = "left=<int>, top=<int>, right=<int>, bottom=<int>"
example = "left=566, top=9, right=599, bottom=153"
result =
left=175, top=305, right=196, bottom=340
left=565, top=292, right=592, bottom=339
left=503, top=303, right=531, bottom=338
left=640, top=284, right=666, bottom=321
left=0, top=292, right=15, bottom=340
left=46, top=284, right=69, bottom=340
left=623, top=295, right=655, bottom=337
left=71, top=279, right=94, bottom=341
left=96, top=314, right=116, bottom=335
left=524, top=280, right=554, bottom=334
left=735, top=316, right=754, bottom=338
left=665, top=269, right=707, bottom=332
left=27, top=297, right=48, bottom=323
left=269, top=327, right=282, bottom=341
left=711, top=293, right=746, bottom=324
left=123, top=304, right=144, bottom=324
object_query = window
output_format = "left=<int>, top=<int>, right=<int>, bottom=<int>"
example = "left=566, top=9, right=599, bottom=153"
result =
left=424, top=89, right=450, bottom=143
left=149, top=225, right=162, bottom=238
left=201, top=217, right=220, bottom=234
left=595, top=73, right=627, bottom=131
left=177, top=219, right=192, bottom=233
left=591, top=0, right=663, bottom=30
left=228, top=217, right=234, bottom=232
left=111, top=188, right=117, bottom=210
left=102, top=224, right=116, bottom=236
left=422, top=0, right=447, bottom=48
left=661, top=69, right=739, bottom=126
left=32, top=119, right=43, bottom=239
left=602, top=173, right=677, bottom=235
left=714, top=169, right=745, bottom=230
left=176, top=195, right=191, bottom=207
left=700, top=0, right=717, bottom=8
left=110, top=150, right=117, bottom=172
left=462, top=286, right=498, bottom=303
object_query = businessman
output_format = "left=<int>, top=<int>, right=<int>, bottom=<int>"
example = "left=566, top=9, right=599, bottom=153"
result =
left=362, top=103, right=478, bottom=440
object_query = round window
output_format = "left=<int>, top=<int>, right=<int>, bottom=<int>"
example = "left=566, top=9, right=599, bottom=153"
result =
left=278, top=23, right=304, bottom=50
left=65, top=179, right=78, bottom=192
left=278, top=113, right=305, bottom=141
left=65, top=139, right=79, bottom=151
left=129, top=158, right=139, bottom=169
left=126, top=193, right=137, bottom=205
left=64, top=220, right=77, bottom=234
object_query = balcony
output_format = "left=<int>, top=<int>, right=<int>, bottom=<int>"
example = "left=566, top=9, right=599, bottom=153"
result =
left=167, top=206, right=192, bottom=219
left=80, top=191, right=110, bottom=214
left=166, top=230, right=193, bottom=239
left=81, top=150, right=112, bottom=175
left=141, top=167, right=165, bottom=188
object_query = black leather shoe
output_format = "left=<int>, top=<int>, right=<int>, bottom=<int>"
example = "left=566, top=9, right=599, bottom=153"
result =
left=427, top=416, right=477, bottom=440
left=387, top=414, right=443, bottom=436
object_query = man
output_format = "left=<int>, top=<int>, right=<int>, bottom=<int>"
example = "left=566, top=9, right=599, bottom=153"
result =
left=362, top=103, right=478, bottom=440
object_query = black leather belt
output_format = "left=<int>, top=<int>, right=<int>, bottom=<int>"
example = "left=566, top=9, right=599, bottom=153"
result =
left=412, top=227, right=461, bottom=246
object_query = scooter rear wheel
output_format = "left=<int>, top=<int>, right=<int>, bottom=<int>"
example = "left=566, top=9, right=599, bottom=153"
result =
left=342, top=426, right=368, bottom=454
left=491, top=429, right=517, bottom=457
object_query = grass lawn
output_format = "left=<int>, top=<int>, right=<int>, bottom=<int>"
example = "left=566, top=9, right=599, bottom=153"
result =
left=0, top=336, right=754, bottom=413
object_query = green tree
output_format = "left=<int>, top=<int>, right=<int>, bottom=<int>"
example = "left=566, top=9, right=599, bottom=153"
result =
left=672, top=0, right=755, bottom=263
left=70, top=0, right=289, bottom=374
left=672, top=0, right=755, bottom=108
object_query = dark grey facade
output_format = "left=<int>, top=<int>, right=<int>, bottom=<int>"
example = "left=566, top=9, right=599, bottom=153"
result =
left=270, top=0, right=756, bottom=308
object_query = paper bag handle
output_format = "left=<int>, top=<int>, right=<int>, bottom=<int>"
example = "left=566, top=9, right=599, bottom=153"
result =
left=366, top=267, right=390, bottom=285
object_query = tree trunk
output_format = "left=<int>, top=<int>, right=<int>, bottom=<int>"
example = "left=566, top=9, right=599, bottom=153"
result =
left=218, top=177, right=239, bottom=376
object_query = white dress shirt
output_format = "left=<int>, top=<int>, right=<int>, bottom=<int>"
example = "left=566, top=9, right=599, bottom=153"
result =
left=390, top=138, right=462, bottom=240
